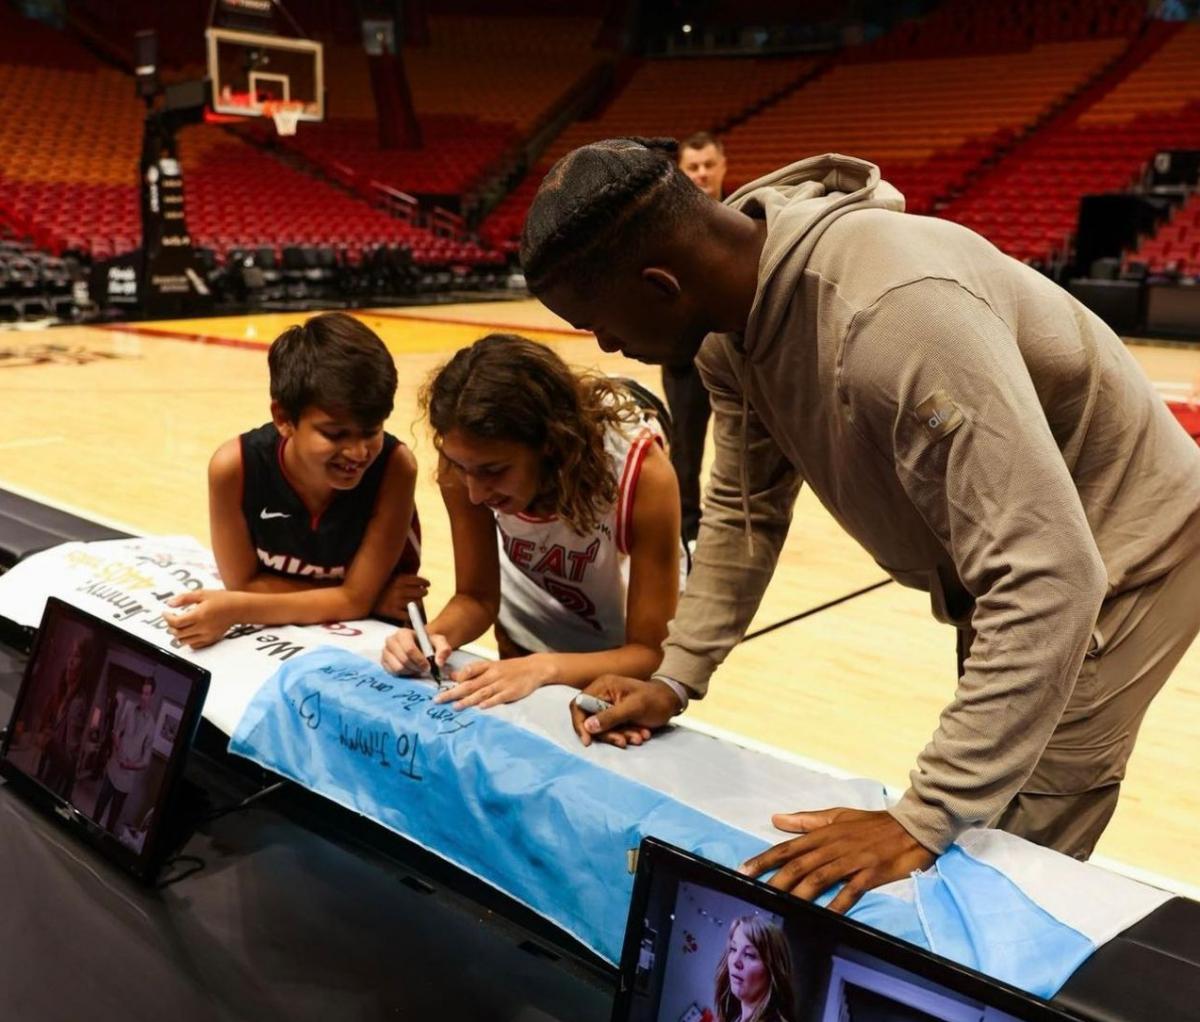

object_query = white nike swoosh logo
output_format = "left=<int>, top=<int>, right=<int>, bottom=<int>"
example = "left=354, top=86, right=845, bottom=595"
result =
left=260, top=509, right=291, bottom=520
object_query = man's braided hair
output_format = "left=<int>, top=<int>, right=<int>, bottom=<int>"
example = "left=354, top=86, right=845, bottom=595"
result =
left=520, top=137, right=704, bottom=294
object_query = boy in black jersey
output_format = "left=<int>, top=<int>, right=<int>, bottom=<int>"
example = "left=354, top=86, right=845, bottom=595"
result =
left=163, top=313, right=424, bottom=649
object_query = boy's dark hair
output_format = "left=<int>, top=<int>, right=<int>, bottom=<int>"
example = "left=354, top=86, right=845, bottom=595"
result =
left=680, top=131, right=723, bottom=155
left=142, top=676, right=157, bottom=694
left=268, top=313, right=397, bottom=426
left=519, top=137, right=705, bottom=295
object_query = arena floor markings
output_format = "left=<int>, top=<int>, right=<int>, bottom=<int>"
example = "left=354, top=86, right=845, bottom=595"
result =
left=99, top=307, right=589, bottom=354
left=0, top=302, right=1198, bottom=890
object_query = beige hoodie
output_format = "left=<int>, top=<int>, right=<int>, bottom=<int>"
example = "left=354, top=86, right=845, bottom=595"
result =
left=658, top=153, right=1200, bottom=852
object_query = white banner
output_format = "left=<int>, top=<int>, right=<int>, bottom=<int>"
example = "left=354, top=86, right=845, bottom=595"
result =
left=0, top=536, right=404, bottom=732
left=0, top=536, right=887, bottom=825
left=0, top=537, right=1172, bottom=959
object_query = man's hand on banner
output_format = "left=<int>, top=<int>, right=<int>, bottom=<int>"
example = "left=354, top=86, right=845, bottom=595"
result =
left=739, top=807, right=936, bottom=913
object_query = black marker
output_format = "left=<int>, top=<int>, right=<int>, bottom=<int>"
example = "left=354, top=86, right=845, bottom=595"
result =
left=406, top=601, right=442, bottom=685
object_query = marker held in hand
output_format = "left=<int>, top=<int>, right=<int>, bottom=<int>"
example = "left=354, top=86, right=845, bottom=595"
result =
left=406, top=601, right=442, bottom=684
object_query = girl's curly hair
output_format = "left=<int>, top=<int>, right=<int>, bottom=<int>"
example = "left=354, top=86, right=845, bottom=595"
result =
left=420, top=333, right=643, bottom=534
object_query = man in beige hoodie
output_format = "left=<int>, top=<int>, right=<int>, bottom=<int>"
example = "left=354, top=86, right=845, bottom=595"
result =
left=521, top=139, right=1200, bottom=912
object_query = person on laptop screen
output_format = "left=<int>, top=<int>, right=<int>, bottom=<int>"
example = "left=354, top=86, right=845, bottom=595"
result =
left=163, top=313, right=424, bottom=649
left=92, top=676, right=156, bottom=830
left=714, top=915, right=796, bottom=1022
left=34, top=634, right=94, bottom=798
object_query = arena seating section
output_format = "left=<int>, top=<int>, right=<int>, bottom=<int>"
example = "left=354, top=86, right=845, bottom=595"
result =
left=0, top=13, right=143, bottom=262
left=1099, top=24, right=1200, bottom=277
left=2, top=0, right=1200, bottom=316
left=481, top=0, right=1183, bottom=267
left=399, top=16, right=605, bottom=132
left=864, top=0, right=1145, bottom=56
left=480, top=57, right=813, bottom=251
left=0, top=225, right=73, bottom=323
left=176, top=127, right=499, bottom=268
left=0, top=4, right=500, bottom=275
left=274, top=115, right=518, bottom=201
left=721, top=40, right=1126, bottom=218
left=943, top=21, right=1200, bottom=267
left=269, top=16, right=606, bottom=203
left=1139, top=190, right=1200, bottom=277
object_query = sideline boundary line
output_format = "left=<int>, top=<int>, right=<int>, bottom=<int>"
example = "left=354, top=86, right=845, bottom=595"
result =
left=96, top=323, right=269, bottom=352
left=362, top=307, right=588, bottom=337
left=741, top=579, right=893, bottom=642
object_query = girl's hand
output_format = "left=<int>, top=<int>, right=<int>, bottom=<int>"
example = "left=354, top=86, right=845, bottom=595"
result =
left=434, top=654, right=560, bottom=710
left=381, top=627, right=451, bottom=677
left=163, top=590, right=242, bottom=649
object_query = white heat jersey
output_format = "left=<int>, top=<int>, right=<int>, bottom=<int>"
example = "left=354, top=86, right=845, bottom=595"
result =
left=496, top=416, right=683, bottom=654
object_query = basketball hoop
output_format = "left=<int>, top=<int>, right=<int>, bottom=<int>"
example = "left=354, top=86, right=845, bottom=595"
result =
left=261, top=100, right=304, bottom=136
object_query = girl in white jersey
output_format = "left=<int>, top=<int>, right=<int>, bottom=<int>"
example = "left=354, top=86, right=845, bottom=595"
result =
left=381, top=334, right=683, bottom=722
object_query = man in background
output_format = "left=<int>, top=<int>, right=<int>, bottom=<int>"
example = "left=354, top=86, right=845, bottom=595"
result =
left=93, top=678, right=156, bottom=830
left=665, top=132, right=727, bottom=547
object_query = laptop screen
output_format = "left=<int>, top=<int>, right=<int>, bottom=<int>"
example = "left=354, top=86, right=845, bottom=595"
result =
left=614, top=838, right=1083, bottom=1022
left=0, top=597, right=210, bottom=878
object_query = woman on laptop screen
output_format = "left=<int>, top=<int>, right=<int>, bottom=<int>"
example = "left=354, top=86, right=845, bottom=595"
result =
left=714, top=915, right=796, bottom=1022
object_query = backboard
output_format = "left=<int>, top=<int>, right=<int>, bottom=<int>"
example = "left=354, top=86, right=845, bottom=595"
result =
left=205, top=27, right=324, bottom=122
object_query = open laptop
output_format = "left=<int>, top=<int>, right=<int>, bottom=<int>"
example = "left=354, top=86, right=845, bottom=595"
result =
left=0, top=596, right=210, bottom=881
left=613, top=837, right=1087, bottom=1022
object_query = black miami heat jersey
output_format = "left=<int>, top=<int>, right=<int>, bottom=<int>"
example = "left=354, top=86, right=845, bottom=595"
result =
left=239, top=423, right=421, bottom=582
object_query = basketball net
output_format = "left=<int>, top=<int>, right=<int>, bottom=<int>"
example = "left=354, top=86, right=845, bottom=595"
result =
left=261, top=100, right=304, bottom=137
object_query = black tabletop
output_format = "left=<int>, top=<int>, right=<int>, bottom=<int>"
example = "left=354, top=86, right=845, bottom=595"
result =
left=0, top=640, right=614, bottom=1022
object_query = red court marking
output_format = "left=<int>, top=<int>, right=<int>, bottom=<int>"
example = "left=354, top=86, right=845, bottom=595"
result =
left=362, top=308, right=589, bottom=338
left=1167, top=401, right=1200, bottom=444
left=95, top=323, right=269, bottom=352
left=98, top=312, right=590, bottom=351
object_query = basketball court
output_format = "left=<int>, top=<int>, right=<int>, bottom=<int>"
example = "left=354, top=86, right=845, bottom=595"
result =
left=6, top=18, right=1200, bottom=1021
left=2, top=302, right=1198, bottom=890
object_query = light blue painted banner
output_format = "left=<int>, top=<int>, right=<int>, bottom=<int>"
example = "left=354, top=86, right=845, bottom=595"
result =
left=912, top=849, right=1096, bottom=996
left=229, top=648, right=1093, bottom=996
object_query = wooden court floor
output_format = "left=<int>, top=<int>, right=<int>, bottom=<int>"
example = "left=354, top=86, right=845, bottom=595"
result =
left=1, top=301, right=1198, bottom=892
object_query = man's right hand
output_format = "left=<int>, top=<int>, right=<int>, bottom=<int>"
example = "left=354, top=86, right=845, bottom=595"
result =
left=381, top=627, right=451, bottom=677
left=569, top=675, right=682, bottom=749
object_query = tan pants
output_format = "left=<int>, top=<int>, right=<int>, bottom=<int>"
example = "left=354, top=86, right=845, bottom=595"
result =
left=979, top=545, right=1200, bottom=859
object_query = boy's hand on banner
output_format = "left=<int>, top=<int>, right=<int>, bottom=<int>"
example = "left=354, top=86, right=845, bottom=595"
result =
left=163, top=590, right=241, bottom=649
left=373, top=574, right=430, bottom=621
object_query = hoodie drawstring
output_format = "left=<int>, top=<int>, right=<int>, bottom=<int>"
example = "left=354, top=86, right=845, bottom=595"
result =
left=740, top=387, right=754, bottom=557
